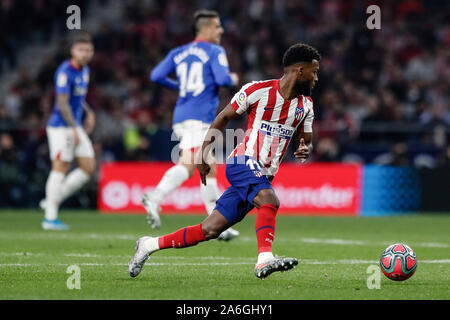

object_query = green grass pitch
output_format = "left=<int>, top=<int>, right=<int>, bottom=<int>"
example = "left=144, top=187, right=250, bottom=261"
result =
left=0, top=210, right=449, bottom=300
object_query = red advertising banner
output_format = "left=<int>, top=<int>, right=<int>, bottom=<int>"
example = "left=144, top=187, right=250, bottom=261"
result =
left=98, top=162, right=361, bottom=216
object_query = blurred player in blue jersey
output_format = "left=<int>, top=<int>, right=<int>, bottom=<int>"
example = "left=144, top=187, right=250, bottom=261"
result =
left=142, top=10, right=240, bottom=240
left=40, top=34, right=96, bottom=230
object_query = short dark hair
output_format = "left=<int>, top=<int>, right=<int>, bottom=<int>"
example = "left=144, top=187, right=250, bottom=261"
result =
left=71, top=32, right=93, bottom=47
left=282, top=43, right=321, bottom=67
left=192, top=9, right=219, bottom=36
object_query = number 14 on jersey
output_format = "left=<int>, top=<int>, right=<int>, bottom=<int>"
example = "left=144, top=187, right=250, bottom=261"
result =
left=176, top=62, right=205, bottom=97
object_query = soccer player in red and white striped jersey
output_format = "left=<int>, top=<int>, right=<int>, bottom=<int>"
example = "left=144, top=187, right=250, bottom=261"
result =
left=229, top=77, right=315, bottom=177
left=128, top=43, right=320, bottom=280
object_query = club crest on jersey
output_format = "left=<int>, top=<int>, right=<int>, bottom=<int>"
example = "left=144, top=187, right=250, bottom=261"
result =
left=253, top=170, right=263, bottom=177
left=295, top=106, right=304, bottom=121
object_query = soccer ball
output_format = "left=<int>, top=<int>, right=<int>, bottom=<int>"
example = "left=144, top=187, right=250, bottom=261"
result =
left=379, top=243, right=417, bottom=281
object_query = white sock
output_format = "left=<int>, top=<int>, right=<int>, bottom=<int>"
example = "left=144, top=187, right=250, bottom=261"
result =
left=200, top=177, right=220, bottom=215
left=150, top=165, right=190, bottom=203
left=257, top=252, right=275, bottom=265
left=144, top=237, right=160, bottom=253
left=44, top=170, right=65, bottom=221
left=60, top=168, right=90, bottom=203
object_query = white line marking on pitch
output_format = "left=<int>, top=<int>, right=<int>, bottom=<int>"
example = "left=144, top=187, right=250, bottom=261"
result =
left=0, top=252, right=253, bottom=261
left=2, top=252, right=449, bottom=265
left=1, top=259, right=450, bottom=267
left=299, top=238, right=366, bottom=245
left=297, top=237, right=450, bottom=248
left=1, top=232, right=448, bottom=249
left=238, top=236, right=450, bottom=248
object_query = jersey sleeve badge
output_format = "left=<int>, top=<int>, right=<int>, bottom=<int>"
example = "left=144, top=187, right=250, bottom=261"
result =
left=237, top=91, right=247, bottom=108
left=218, top=52, right=229, bottom=67
left=57, top=72, right=68, bottom=88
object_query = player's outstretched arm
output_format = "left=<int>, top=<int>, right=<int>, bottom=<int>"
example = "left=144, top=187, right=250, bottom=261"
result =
left=197, top=103, right=239, bottom=185
left=294, top=132, right=313, bottom=163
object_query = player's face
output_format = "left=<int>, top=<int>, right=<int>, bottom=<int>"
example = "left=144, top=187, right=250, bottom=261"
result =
left=71, top=42, right=94, bottom=66
left=205, top=17, right=224, bottom=44
left=296, top=59, right=319, bottom=95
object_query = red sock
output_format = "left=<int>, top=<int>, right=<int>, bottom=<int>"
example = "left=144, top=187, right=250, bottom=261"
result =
left=255, top=204, right=278, bottom=253
left=158, top=224, right=207, bottom=249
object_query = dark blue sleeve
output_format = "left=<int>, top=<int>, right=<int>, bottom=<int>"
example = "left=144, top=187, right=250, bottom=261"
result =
left=210, top=47, right=234, bottom=87
left=150, top=50, right=179, bottom=90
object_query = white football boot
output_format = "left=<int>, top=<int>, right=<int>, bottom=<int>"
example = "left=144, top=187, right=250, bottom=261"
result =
left=217, top=227, right=240, bottom=241
left=41, top=218, right=70, bottom=231
left=142, top=193, right=161, bottom=229
left=254, top=256, right=298, bottom=280
left=128, top=236, right=154, bottom=277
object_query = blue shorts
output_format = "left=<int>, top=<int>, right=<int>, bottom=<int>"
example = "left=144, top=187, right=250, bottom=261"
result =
left=214, top=156, right=273, bottom=225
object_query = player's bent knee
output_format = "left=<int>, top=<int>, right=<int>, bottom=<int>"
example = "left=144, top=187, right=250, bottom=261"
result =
left=87, top=166, right=96, bottom=177
left=186, top=165, right=196, bottom=178
left=272, top=196, right=280, bottom=209
left=52, top=160, right=70, bottom=174
left=200, top=210, right=230, bottom=239
left=200, top=223, right=221, bottom=240
left=80, top=160, right=96, bottom=176
left=253, top=189, right=280, bottom=209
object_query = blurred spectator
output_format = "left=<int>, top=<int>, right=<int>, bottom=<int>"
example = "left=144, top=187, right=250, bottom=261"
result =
left=123, top=109, right=157, bottom=161
left=0, top=133, right=22, bottom=206
left=374, top=142, right=410, bottom=167
left=315, top=138, right=340, bottom=162
left=436, top=145, right=450, bottom=168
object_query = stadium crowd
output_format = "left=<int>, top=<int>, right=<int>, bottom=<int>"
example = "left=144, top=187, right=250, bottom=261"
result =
left=1, top=0, right=449, bottom=207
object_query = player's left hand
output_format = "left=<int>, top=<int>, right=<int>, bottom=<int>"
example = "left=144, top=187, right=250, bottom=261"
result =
left=197, top=162, right=211, bottom=186
left=294, top=138, right=310, bottom=163
left=84, top=111, right=95, bottom=135
left=195, top=147, right=211, bottom=185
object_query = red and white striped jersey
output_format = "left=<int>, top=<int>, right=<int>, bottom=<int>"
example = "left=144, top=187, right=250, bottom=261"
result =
left=230, top=79, right=314, bottom=176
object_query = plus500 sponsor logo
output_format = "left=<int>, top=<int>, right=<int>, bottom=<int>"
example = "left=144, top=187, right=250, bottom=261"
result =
left=259, top=122, right=293, bottom=139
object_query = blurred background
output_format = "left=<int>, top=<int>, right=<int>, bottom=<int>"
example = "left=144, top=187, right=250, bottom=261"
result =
left=0, top=0, right=449, bottom=210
